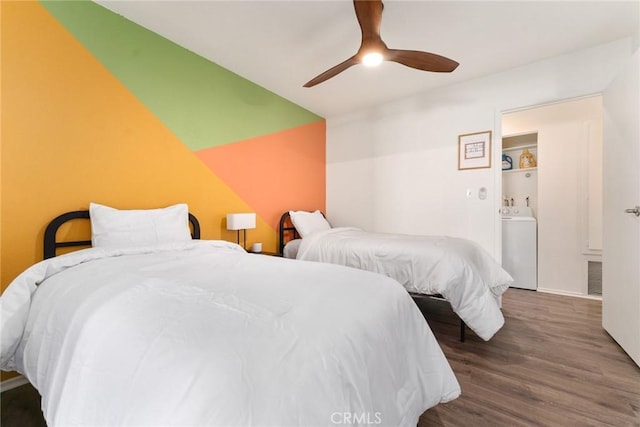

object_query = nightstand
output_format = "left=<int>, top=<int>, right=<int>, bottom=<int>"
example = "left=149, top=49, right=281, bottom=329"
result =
left=248, top=251, right=282, bottom=257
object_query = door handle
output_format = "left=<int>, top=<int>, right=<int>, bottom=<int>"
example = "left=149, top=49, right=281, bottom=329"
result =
left=625, top=206, right=640, bottom=216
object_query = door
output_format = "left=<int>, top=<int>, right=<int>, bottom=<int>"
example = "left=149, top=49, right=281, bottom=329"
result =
left=602, top=49, right=640, bottom=367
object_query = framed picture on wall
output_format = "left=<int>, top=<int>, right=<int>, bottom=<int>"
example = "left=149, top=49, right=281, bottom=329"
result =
left=458, top=130, right=492, bottom=170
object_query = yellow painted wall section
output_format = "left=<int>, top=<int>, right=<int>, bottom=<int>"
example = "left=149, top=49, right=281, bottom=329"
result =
left=0, top=2, right=276, bottom=293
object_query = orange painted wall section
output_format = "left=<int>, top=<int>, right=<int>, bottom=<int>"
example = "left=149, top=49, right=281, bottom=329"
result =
left=196, top=121, right=326, bottom=230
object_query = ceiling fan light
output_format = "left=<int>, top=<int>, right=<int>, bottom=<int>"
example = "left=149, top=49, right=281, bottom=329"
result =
left=362, top=52, right=383, bottom=67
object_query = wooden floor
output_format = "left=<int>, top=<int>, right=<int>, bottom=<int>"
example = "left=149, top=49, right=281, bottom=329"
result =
left=418, top=288, right=640, bottom=426
left=1, top=289, right=638, bottom=426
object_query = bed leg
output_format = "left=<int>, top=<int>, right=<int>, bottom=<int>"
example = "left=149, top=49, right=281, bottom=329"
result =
left=460, top=320, right=466, bottom=342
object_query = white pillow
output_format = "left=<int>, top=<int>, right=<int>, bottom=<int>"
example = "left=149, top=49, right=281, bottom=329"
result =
left=288, top=210, right=331, bottom=238
left=283, top=239, right=302, bottom=259
left=90, top=203, right=191, bottom=248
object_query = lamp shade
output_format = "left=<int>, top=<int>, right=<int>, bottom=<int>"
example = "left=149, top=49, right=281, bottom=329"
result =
left=226, top=213, right=256, bottom=231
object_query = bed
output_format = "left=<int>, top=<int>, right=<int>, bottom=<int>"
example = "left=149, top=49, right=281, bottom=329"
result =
left=279, top=210, right=513, bottom=342
left=0, top=203, right=460, bottom=427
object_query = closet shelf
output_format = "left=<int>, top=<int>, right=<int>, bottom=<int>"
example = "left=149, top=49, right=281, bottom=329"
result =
left=503, top=143, right=538, bottom=152
left=502, top=167, right=537, bottom=174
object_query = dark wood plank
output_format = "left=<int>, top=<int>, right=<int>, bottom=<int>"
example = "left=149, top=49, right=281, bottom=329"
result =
left=418, top=288, right=640, bottom=426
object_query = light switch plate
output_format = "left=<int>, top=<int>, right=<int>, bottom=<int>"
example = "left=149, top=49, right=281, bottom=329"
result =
left=478, top=187, right=487, bottom=200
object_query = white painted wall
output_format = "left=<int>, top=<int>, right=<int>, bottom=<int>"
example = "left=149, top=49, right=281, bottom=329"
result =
left=326, top=38, right=634, bottom=294
left=502, top=97, right=603, bottom=295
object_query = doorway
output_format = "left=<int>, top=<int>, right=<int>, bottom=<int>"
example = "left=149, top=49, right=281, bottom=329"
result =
left=501, top=96, right=603, bottom=298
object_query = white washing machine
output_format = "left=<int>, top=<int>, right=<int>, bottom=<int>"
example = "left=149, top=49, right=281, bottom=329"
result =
left=501, top=206, right=537, bottom=290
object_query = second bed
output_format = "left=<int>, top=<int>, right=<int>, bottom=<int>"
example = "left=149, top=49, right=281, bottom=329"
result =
left=279, top=210, right=513, bottom=341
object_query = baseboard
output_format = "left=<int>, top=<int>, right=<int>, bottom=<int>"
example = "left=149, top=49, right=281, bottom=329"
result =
left=537, top=287, right=602, bottom=301
left=0, top=375, right=29, bottom=392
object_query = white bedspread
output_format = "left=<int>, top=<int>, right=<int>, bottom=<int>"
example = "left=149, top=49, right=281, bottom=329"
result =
left=296, top=228, right=513, bottom=341
left=1, top=240, right=460, bottom=427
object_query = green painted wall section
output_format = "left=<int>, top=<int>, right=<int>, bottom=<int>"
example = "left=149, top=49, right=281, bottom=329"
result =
left=40, top=0, right=322, bottom=151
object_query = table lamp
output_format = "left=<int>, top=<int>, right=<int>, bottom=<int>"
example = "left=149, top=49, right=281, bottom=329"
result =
left=226, top=213, right=256, bottom=250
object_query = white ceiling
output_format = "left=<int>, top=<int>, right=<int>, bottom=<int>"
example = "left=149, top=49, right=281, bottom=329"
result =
left=97, top=0, right=639, bottom=118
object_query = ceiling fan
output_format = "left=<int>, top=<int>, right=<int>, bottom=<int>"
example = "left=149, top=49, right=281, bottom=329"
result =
left=304, top=0, right=459, bottom=88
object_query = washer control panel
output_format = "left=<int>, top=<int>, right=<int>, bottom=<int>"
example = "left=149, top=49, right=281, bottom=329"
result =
left=501, top=207, right=534, bottom=218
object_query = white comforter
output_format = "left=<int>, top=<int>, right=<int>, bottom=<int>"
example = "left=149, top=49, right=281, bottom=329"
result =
left=1, top=240, right=460, bottom=427
left=296, top=228, right=513, bottom=341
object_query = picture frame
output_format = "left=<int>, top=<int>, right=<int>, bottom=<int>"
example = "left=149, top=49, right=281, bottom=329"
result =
left=458, top=130, right=492, bottom=170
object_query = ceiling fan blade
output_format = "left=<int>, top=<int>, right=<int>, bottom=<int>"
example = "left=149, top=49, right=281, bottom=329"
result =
left=386, top=49, right=459, bottom=73
left=353, top=0, right=383, bottom=41
left=303, top=56, right=359, bottom=88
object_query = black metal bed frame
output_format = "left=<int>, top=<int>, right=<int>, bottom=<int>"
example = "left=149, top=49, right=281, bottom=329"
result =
left=277, top=211, right=467, bottom=342
left=278, top=211, right=300, bottom=256
left=43, top=210, right=201, bottom=259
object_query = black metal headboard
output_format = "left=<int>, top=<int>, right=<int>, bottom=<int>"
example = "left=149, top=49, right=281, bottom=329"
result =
left=44, top=210, right=201, bottom=259
left=278, top=212, right=299, bottom=255
left=278, top=211, right=327, bottom=255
